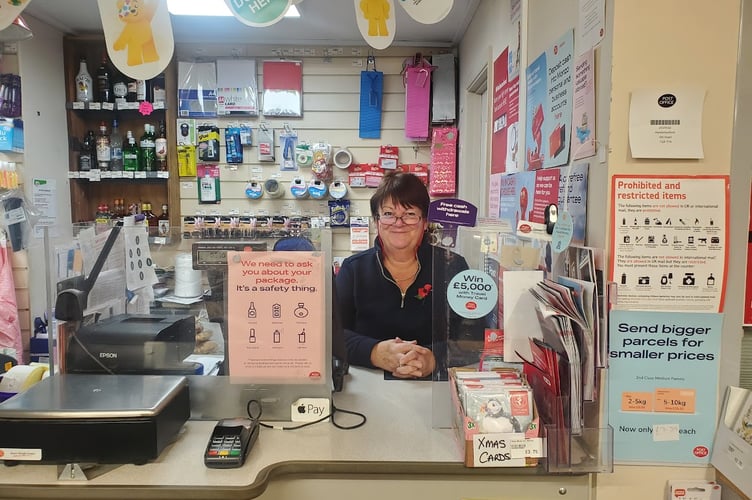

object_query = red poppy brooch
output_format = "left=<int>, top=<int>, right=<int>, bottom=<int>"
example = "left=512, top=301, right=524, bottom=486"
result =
left=416, top=284, right=432, bottom=300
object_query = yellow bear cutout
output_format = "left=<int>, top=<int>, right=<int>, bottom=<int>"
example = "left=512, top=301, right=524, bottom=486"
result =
left=113, top=0, right=159, bottom=66
left=360, top=0, right=390, bottom=37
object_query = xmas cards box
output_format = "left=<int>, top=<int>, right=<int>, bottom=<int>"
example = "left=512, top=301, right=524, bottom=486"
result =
left=449, top=367, right=543, bottom=468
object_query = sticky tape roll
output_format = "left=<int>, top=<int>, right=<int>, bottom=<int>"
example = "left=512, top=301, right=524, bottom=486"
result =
left=265, top=178, right=284, bottom=199
left=245, top=181, right=264, bottom=199
left=308, top=179, right=328, bottom=199
left=329, top=180, right=348, bottom=200
left=333, top=148, right=353, bottom=170
left=290, top=177, right=309, bottom=199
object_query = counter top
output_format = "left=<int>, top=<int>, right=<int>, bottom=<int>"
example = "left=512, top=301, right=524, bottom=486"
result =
left=0, top=368, right=574, bottom=500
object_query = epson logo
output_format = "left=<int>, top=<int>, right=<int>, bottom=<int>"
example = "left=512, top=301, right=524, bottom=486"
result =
left=99, top=352, right=117, bottom=359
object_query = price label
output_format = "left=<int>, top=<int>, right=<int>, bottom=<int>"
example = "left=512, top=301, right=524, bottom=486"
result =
left=134, top=171, right=147, bottom=179
left=621, top=391, right=653, bottom=412
left=88, top=102, right=101, bottom=110
left=102, top=102, right=114, bottom=110
left=123, top=171, right=134, bottom=179
left=72, top=102, right=85, bottom=110
left=157, top=171, right=169, bottom=179
left=654, top=388, right=695, bottom=413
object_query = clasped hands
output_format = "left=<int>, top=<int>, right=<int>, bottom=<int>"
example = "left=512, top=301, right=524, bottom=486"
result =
left=371, top=337, right=435, bottom=379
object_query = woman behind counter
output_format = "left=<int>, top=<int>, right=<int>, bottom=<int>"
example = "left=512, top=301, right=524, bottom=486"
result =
left=335, top=172, right=475, bottom=380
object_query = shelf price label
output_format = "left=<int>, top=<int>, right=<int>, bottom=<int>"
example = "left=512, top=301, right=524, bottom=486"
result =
left=102, top=102, right=114, bottom=111
left=654, top=388, right=696, bottom=414
left=621, top=391, right=653, bottom=412
left=134, top=172, right=147, bottom=179
left=72, top=102, right=85, bottom=110
left=157, top=171, right=169, bottom=179
left=88, top=102, right=101, bottom=110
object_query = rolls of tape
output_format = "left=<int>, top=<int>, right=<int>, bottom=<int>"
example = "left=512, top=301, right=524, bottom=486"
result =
left=333, top=148, right=353, bottom=169
left=290, top=177, right=309, bottom=199
left=245, top=181, right=264, bottom=199
left=308, top=179, right=328, bottom=199
left=264, top=178, right=284, bottom=199
left=329, top=180, right=348, bottom=199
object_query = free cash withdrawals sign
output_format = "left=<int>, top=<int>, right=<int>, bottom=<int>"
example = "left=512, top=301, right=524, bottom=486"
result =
left=608, top=310, right=721, bottom=464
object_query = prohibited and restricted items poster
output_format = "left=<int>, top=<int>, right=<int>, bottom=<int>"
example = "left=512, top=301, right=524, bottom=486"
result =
left=610, top=175, right=729, bottom=312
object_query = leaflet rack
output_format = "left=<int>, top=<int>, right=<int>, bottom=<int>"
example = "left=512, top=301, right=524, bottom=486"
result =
left=431, top=222, right=613, bottom=473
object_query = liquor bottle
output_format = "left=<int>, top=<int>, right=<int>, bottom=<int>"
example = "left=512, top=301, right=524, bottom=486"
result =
left=155, top=120, right=167, bottom=171
left=109, top=119, right=123, bottom=171
left=95, top=121, right=111, bottom=170
left=112, top=67, right=128, bottom=106
left=122, top=131, right=139, bottom=171
left=136, top=79, right=152, bottom=102
left=144, top=202, right=159, bottom=236
left=139, top=124, right=156, bottom=171
left=79, top=130, right=95, bottom=171
left=126, top=78, right=138, bottom=102
left=96, top=53, right=112, bottom=103
left=157, top=203, right=170, bottom=236
left=75, top=58, right=94, bottom=102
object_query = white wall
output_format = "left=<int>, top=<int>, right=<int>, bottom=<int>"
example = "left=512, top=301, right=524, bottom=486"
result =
left=17, top=15, right=72, bottom=329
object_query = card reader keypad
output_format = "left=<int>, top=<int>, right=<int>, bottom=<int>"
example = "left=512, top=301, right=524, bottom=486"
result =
left=207, top=435, right=242, bottom=458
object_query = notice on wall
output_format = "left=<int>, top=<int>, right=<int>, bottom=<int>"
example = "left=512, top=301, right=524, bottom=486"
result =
left=226, top=250, right=326, bottom=382
left=629, top=87, right=705, bottom=159
left=491, top=47, right=521, bottom=174
left=31, top=178, right=58, bottom=238
left=610, top=175, right=728, bottom=312
left=608, top=310, right=721, bottom=464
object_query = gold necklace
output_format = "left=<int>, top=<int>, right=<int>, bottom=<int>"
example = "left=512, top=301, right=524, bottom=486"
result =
left=386, top=257, right=419, bottom=282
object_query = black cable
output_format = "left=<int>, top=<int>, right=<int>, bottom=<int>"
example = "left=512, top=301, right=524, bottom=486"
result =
left=245, top=392, right=366, bottom=431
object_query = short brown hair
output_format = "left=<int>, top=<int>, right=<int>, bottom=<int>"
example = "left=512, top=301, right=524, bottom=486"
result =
left=370, top=171, right=429, bottom=218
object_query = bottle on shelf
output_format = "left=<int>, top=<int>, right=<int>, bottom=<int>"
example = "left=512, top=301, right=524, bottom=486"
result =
left=96, top=53, right=112, bottom=103
left=155, top=120, right=167, bottom=171
left=75, top=58, right=94, bottom=102
left=78, top=130, right=95, bottom=171
left=136, top=79, right=152, bottom=102
left=126, top=78, right=138, bottom=102
left=143, top=202, right=158, bottom=236
left=139, top=124, right=156, bottom=171
left=110, top=119, right=123, bottom=171
left=122, top=130, right=139, bottom=171
left=95, top=121, right=111, bottom=170
left=157, top=203, right=169, bottom=236
left=111, top=66, right=128, bottom=106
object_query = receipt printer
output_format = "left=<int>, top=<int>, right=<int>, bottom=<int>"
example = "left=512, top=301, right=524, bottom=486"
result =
left=66, top=314, right=196, bottom=374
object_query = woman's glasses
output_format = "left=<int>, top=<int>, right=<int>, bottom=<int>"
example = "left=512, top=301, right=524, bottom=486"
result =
left=378, top=212, right=422, bottom=225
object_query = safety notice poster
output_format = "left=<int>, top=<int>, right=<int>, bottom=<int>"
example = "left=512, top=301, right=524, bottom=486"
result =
left=226, top=250, right=326, bottom=382
left=610, top=175, right=729, bottom=312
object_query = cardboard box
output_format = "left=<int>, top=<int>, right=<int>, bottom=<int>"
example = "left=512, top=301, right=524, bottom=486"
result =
left=449, top=368, right=543, bottom=467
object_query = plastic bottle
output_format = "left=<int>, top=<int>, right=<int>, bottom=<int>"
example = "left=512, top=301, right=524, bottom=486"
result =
left=109, top=119, right=123, bottom=171
left=75, top=58, right=93, bottom=102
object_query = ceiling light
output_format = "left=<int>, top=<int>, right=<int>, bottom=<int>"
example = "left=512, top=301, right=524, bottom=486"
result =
left=167, top=0, right=300, bottom=18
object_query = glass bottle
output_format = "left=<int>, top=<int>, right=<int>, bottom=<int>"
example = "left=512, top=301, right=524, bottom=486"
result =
left=155, top=120, right=168, bottom=171
left=157, top=203, right=169, bottom=236
left=112, top=67, right=128, bottom=106
left=144, top=202, right=158, bottom=236
left=122, top=131, right=139, bottom=172
left=96, top=53, right=112, bottom=103
left=95, top=121, right=110, bottom=170
left=126, top=78, right=138, bottom=102
left=139, top=124, right=156, bottom=172
left=75, top=58, right=93, bottom=102
left=109, top=119, right=123, bottom=171
left=79, top=130, right=95, bottom=171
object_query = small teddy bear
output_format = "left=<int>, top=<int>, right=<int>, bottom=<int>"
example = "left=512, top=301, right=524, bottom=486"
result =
left=113, top=0, right=159, bottom=66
